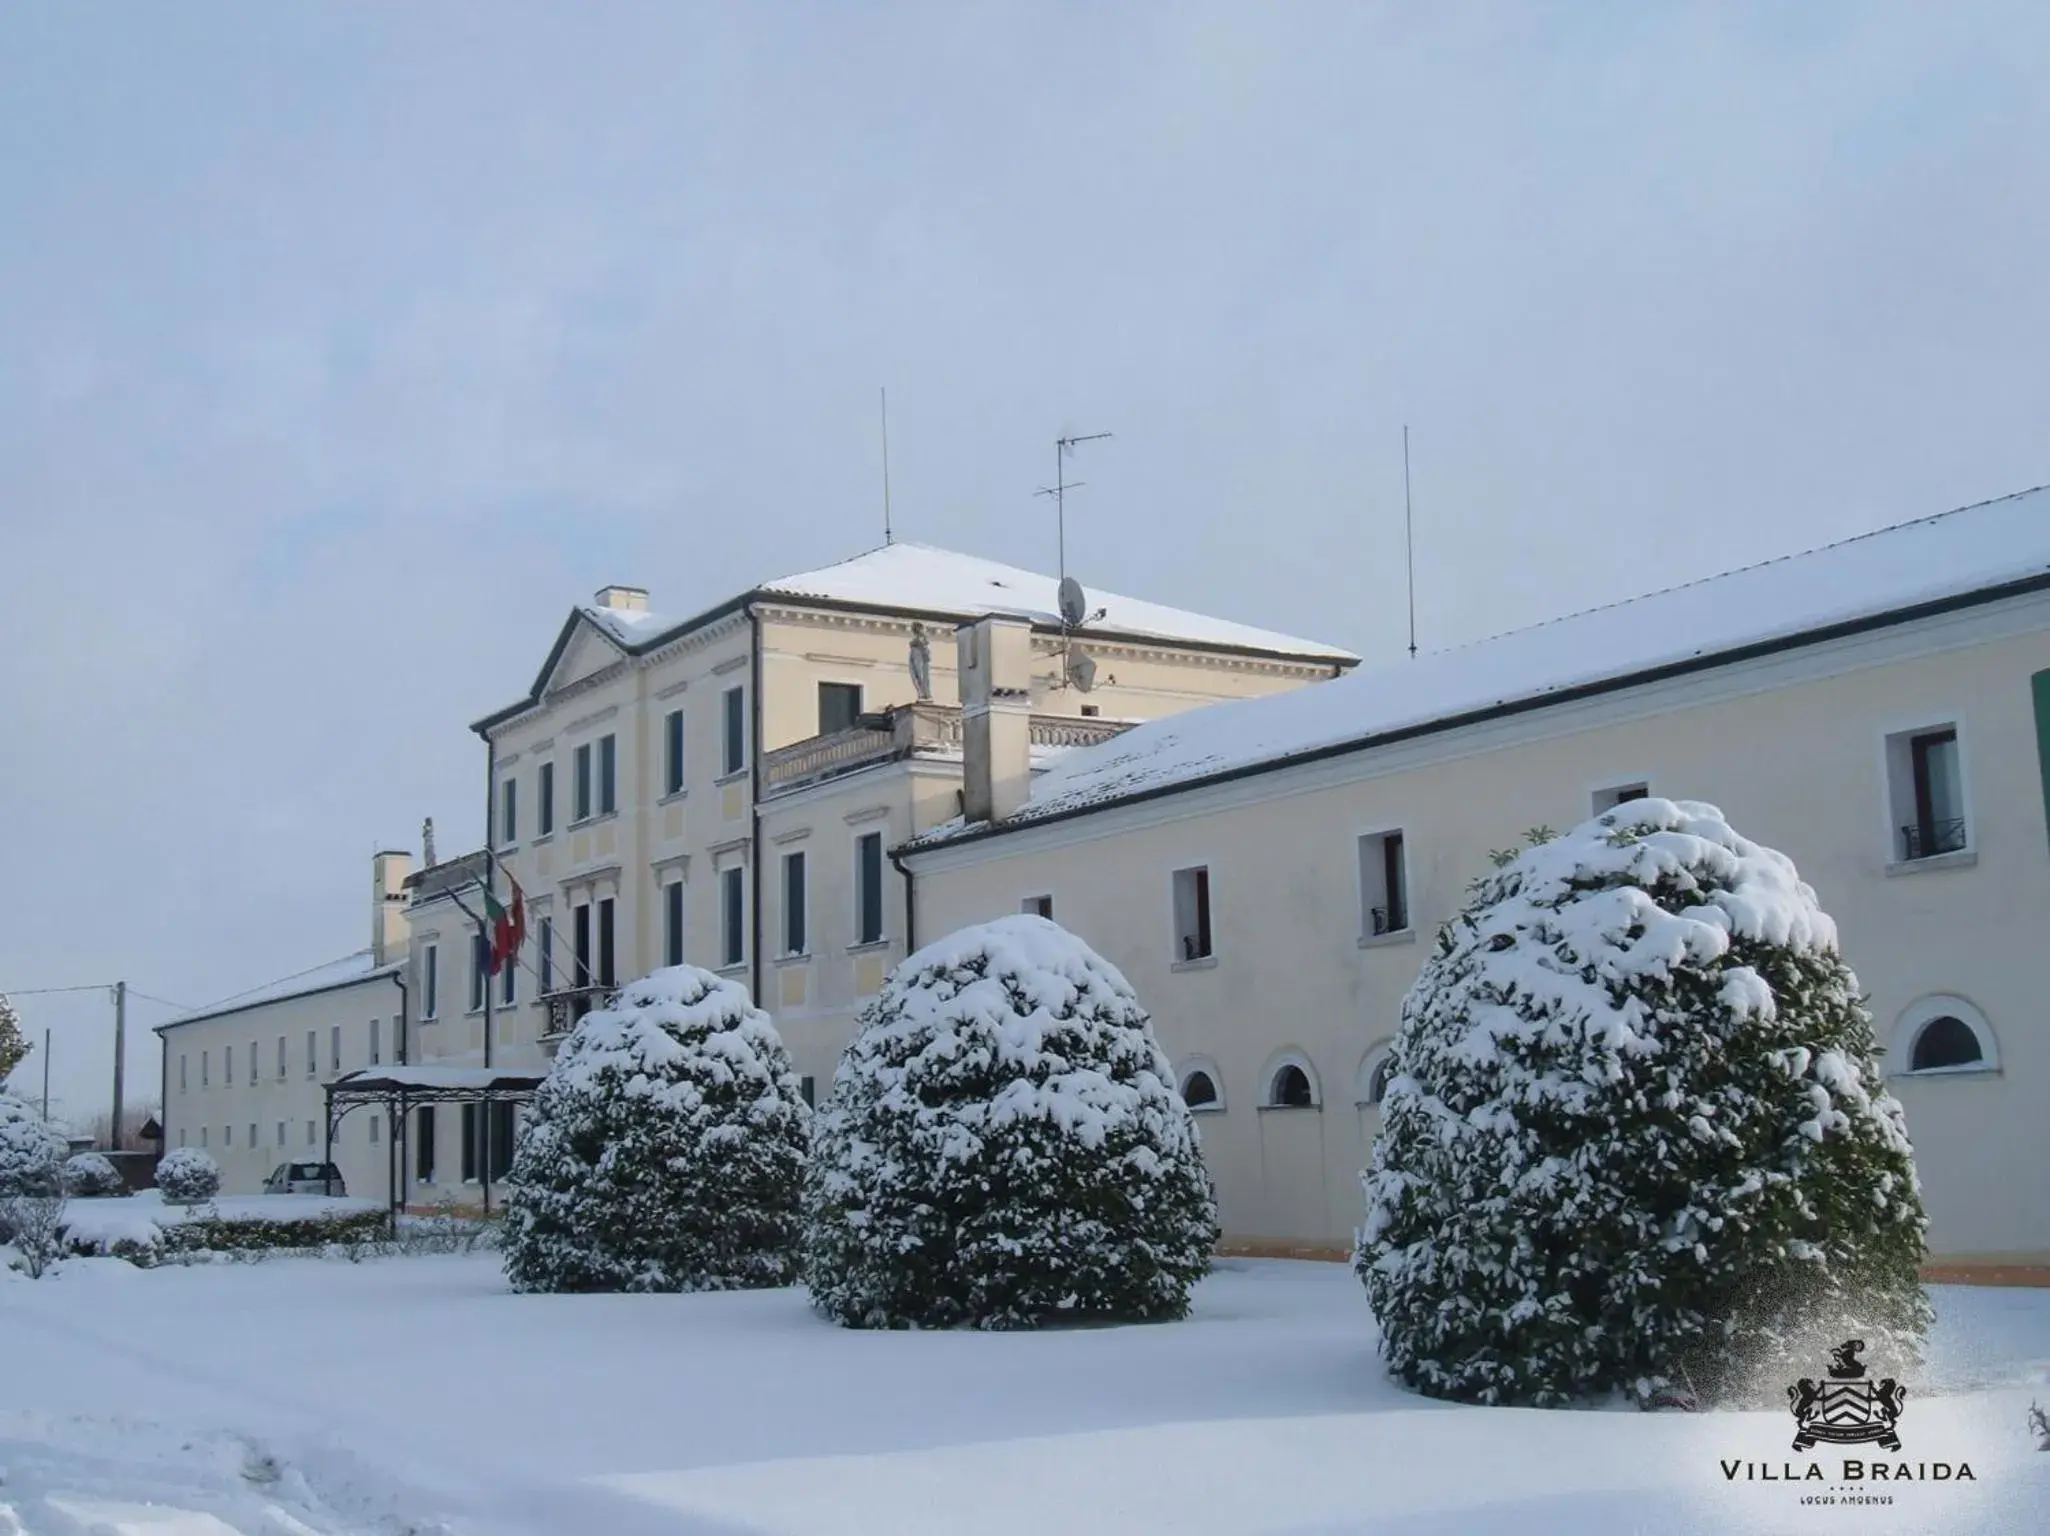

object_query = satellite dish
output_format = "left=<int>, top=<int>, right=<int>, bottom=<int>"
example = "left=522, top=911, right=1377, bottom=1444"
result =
left=1057, top=575, right=1088, bottom=629
left=1067, top=649, right=1098, bottom=692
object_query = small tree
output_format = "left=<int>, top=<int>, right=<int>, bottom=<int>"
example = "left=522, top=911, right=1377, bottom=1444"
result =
left=1359, top=799, right=1929, bottom=1409
left=62, top=1151, right=127, bottom=1198
left=0, top=993, right=27, bottom=1084
left=156, top=1146, right=222, bottom=1205
left=1, top=1191, right=67, bottom=1277
left=805, top=914, right=1219, bottom=1330
left=502, top=965, right=811, bottom=1294
left=0, top=1092, right=66, bottom=1198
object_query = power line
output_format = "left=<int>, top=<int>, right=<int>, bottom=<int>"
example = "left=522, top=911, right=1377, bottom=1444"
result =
left=4, top=983, right=191, bottom=1010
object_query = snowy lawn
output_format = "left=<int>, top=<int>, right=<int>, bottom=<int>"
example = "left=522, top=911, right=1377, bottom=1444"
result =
left=3, top=1255, right=2047, bottom=1535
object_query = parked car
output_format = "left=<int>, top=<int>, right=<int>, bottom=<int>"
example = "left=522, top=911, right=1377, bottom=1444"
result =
left=263, top=1162, right=347, bottom=1196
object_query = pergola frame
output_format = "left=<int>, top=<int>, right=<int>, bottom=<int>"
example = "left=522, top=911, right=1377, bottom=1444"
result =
left=323, top=1066, right=545, bottom=1221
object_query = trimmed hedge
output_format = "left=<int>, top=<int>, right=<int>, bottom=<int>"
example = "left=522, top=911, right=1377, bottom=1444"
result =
left=70, top=1205, right=392, bottom=1267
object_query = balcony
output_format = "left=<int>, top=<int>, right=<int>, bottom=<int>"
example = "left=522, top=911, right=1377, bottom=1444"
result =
left=762, top=703, right=1130, bottom=797
left=539, top=983, right=612, bottom=1045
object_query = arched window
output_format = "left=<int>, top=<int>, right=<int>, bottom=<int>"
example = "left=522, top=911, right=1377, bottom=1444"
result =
left=1182, top=1070, right=1219, bottom=1109
left=1910, top=1015, right=1982, bottom=1072
left=1356, top=1044, right=1395, bottom=1108
left=1892, top=995, right=1998, bottom=1076
left=1270, top=1064, right=1314, bottom=1108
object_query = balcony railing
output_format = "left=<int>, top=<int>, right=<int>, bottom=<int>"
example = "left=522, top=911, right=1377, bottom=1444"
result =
left=539, top=983, right=612, bottom=1042
left=1900, top=818, right=1968, bottom=861
left=762, top=703, right=1130, bottom=796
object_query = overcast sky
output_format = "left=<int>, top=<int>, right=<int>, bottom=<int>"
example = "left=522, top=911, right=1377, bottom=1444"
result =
left=4, top=2, right=2046, bottom=1123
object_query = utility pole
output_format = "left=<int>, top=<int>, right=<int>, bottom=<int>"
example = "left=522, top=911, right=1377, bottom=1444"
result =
left=41, top=1029, right=50, bottom=1119
left=110, top=980, right=126, bottom=1151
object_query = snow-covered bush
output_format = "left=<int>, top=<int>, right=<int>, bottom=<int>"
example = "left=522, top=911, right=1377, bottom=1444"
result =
left=62, top=1151, right=126, bottom=1198
left=155, top=1146, right=222, bottom=1205
left=502, top=965, right=811, bottom=1294
left=3, top=1192, right=67, bottom=1277
left=1358, top=799, right=1930, bottom=1409
left=805, top=914, right=1219, bottom=1330
left=0, top=1093, right=66, bottom=1198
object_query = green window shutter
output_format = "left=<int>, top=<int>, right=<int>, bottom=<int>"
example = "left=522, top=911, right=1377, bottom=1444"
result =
left=2034, top=669, right=2050, bottom=851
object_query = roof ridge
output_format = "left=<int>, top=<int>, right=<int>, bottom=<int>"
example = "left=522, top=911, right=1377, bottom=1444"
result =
left=178, top=948, right=378, bottom=1019
left=1443, top=483, right=2050, bottom=657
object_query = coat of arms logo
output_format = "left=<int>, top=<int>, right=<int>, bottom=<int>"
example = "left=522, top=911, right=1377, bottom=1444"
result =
left=1788, top=1339, right=1906, bottom=1453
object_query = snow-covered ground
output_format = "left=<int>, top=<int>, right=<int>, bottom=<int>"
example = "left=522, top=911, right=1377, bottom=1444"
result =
left=3, top=1254, right=2047, bottom=1534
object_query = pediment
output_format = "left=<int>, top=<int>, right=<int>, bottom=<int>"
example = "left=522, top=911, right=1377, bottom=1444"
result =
left=537, top=615, right=631, bottom=701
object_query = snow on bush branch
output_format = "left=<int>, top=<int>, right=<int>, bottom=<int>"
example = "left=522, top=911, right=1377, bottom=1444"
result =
left=805, top=914, right=1218, bottom=1329
left=503, top=964, right=810, bottom=1294
left=1358, top=798, right=1929, bottom=1408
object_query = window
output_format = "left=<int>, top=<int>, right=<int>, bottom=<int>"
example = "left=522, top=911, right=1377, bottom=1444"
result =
left=1359, top=831, right=1409, bottom=937
left=597, top=733, right=617, bottom=816
left=501, top=946, right=517, bottom=1005
left=855, top=831, right=885, bottom=945
left=798, top=1076, right=817, bottom=1108
left=1181, top=1070, right=1219, bottom=1110
left=277, top=1036, right=287, bottom=1078
left=500, top=777, right=518, bottom=846
left=1268, top=1062, right=1316, bottom=1108
left=573, top=904, right=592, bottom=986
left=416, top=1106, right=436, bottom=1182
left=462, top=1104, right=479, bottom=1182
left=1894, top=996, right=1997, bottom=1075
left=818, top=681, right=863, bottom=735
left=225, top=1123, right=233, bottom=1147
left=470, top=933, right=489, bottom=1011
left=1021, top=894, right=1053, bottom=920
left=1592, top=783, right=1650, bottom=814
left=721, top=866, right=746, bottom=968
left=248, top=1040, right=257, bottom=1085
left=423, top=944, right=439, bottom=1019
left=370, top=1018, right=381, bottom=1066
left=226, top=1044, right=235, bottom=1084
left=723, top=685, right=747, bottom=776
left=1886, top=725, right=1967, bottom=861
left=1171, top=866, right=1213, bottom=962
left=490, top=1102, right=516, bottom=1181
left=1911, top=1017, right=1981, bottom=1071
left=783, top=850, right=808, bottom=955
left=179, top=1055, right=187, bottom=1094
left=573, top=742, right=593, bottom=821
left=664, top=880, right=685, bottom=967
left=248, top=1122, right=257, bottom=1149
left=369, top=1114, right=380, bottom=1144
left=597, top=897, right=616, bottom=987
left=664, top=709, right=686, bottom=796
left=202, top=1050, right=209, bottom=1088
left=538, top=761, right=555, bottom=836
left=1358, top=1047, right=1395, bottom=1108
left=306, top=1030, right=317, bottom=1076
left=201, top=1126, right=208, bottom=1148
left=539, top=916, right=554, bottom=992
left=276, top=1121, right=286, bottom=1147
left=305, top=1120, right=316, bottom=1146
left=330, top=1024, right=341, bottom=1072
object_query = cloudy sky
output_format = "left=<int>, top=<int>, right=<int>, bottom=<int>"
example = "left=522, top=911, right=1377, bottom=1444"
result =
left=3, top=2, right=2045, bottom=1122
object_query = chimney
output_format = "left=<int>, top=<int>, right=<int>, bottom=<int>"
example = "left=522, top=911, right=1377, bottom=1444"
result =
left=372, top=850, right=414, bottom=966
left=958, top=614, right=1035, bottom=824
left=593, top=584, right=649, bottom=613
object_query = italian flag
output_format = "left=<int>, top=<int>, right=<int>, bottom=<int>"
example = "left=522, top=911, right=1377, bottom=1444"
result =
left=484, top=875, right=526, bottom=976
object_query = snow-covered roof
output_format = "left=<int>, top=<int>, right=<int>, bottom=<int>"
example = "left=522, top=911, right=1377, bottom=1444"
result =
left=479, top=539, right=1356, bottom=734
left=328, top=1065, right=545, bottom=1094
left=756, top=542, right=1356, bottom=660
left=907, top=485, right=2050, bottom=851
left=157, top=950, right=402, bottom=1034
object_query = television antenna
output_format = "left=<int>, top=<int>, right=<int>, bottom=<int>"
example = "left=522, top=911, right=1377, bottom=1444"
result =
left=1036, top=431, right=1112, bottom=590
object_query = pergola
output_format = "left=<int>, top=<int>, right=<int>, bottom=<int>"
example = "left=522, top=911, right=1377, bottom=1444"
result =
left=324, top=1064, right=546, bottom=1220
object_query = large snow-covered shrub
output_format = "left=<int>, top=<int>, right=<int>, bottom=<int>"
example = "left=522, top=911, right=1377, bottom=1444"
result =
left=0, top=1094, right=66, bottom=1198
left=805, top=914, right=1219, bottom=1330
left=155, top=1146, right=221, bottom=1205
left=1358, top=799, right=1929, bottom=1408
left=62, top=1151, right=126, bottom=1198
left=502, top=965, right=811, bottom=1294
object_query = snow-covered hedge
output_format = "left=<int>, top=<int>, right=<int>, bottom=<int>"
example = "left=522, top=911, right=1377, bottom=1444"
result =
left=61, top=1151, right=126, bottom=1198
left=805, top=914, right=1219, bottom=1330
left=155, top=1146, right=222, bottom=1205
left=0, top=1094, right=67, bottom=1198
left=61, top=1193, right=388, bottom=1266
left=1358, top=800, right=1929, bottom=1408
left=502, top=965, right=811, bottom=1294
